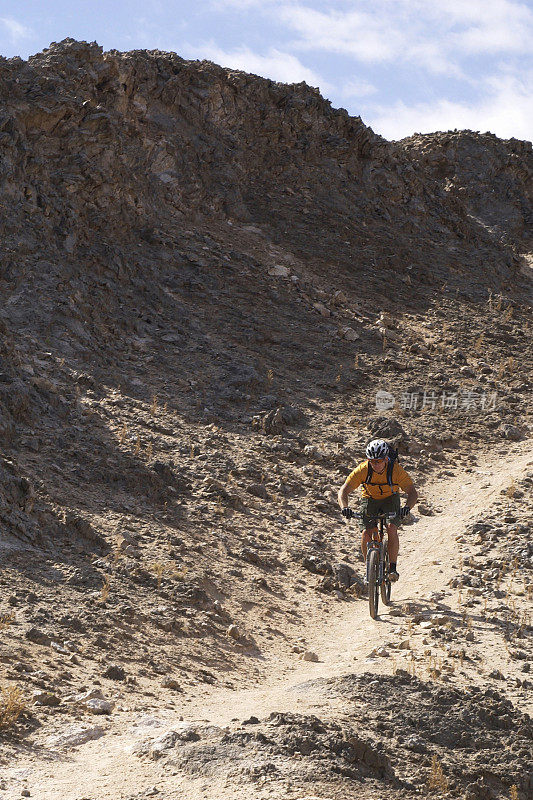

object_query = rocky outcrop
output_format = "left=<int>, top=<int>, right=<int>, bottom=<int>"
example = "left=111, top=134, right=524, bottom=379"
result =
left=400, top=131, right=533, bottom=250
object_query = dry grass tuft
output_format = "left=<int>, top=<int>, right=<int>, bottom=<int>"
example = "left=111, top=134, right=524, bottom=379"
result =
left=118, top=423, right=128, bottom=444
left=0, top=685, right=26, bottom=730
left=0, top=612, right=15, bottom=633
left=474, top=333, right=484, bottom=352
left=151, top=561, right=187, bottom=588
left=152, top=561, right=165, bottom=588
left=428, top=754, right=449, bottom=793
left=98, top=575, right=111, bottom=604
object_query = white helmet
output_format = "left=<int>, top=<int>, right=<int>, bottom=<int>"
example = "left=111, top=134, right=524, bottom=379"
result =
left=365, top=439, right=389, bottom=460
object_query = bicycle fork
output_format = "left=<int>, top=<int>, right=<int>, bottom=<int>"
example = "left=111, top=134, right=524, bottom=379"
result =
left=365, top=543, right=385, bottom=584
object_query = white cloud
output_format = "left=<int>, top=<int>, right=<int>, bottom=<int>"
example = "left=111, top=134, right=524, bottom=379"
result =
left=342, top=78, right=377, bottom=98
left=281, top=6, right=405, bottom=63
left=367, top=70, right=533, bottom=142
left=0, top=16, right=32, bottom=42
left=432, top=0, right=531, bottom=29
left=406, top=41, right=466, bottom=79
left=183, top=42, right=331, bottom=90
left=278, top=0, right=533, bottom=74
left=456, top=21, right=531, bottom=55
left=426, top=0, right=533, bottom=54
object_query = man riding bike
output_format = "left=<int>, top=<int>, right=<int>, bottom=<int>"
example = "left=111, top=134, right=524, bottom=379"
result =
left=337, top=439, right=418, bottom=582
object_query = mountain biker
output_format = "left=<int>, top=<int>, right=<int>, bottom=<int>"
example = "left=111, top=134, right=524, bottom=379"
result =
left=337, top=439, right=418, bottom=582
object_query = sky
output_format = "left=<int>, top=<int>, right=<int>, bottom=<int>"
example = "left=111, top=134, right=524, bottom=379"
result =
left=1, top=0, right=532, bottom=142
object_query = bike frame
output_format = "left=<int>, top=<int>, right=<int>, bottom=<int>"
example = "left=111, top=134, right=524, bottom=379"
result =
left=365, top=512, right=396, bottom=585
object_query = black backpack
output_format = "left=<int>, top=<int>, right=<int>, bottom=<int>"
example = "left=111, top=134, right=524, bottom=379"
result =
left=363, top=443, right=399, bottom=494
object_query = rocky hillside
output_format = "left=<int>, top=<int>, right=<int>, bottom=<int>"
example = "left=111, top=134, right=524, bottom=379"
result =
left=1, top=38, right=531, bottom=298
left=0, top=38, right=532, bottom=800
left=401, top=131, right=533, bottom=251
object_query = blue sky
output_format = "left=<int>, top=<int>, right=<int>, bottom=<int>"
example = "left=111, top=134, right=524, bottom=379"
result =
left=1, top=0, right=532, bottom=141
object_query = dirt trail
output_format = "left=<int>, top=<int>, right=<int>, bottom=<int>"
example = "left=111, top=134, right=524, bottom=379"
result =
left=182, top=437, right=532, bottom=725
left=5, top=439, right=532, bottom=800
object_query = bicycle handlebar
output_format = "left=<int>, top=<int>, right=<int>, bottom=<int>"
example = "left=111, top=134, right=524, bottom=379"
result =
left=347, top=510, right=398, bottom=521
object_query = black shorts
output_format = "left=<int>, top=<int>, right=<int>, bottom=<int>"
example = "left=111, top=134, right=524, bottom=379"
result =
left=360, top=493, right=401, bottom=529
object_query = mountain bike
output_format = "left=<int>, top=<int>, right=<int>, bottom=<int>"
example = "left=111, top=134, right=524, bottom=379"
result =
left=351, top=510, right=397, bottom=619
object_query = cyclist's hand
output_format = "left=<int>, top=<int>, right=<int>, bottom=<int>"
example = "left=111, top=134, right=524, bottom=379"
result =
left=399, top=505, right=411, bottom=519
left=341, top=507, right=355, bottom=519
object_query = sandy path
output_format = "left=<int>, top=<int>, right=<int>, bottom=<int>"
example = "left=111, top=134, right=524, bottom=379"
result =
left=5, top=439, right=531, bottom=800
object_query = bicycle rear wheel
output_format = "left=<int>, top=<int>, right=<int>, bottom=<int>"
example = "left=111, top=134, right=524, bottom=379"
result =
left=368, top=549, right=380, bottom=619
left=381, top=549, right=392, bottom=606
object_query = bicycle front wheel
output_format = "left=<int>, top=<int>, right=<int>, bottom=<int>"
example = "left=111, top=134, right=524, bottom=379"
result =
left=368, top=549, right=380, bottom=619
left=381, top=550, right=392, bottom=606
